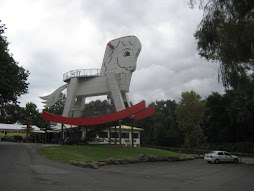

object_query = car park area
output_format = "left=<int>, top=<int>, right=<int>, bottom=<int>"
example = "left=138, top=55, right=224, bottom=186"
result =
left=0, top=142, right=254, bottom=191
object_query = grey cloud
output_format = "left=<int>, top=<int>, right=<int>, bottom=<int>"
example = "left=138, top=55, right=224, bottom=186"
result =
left=0, top=0, right=225, bottom=109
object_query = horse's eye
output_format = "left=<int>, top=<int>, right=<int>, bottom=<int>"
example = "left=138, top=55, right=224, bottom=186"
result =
left=123, top=51, right=130, bottom=57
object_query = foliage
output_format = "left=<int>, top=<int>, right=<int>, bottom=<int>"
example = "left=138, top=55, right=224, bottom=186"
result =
left=0, top=21, right=29, bottom=107
left=45, top=93, right=66, bottom=115
left=19, top=102, right=40, bottom=125
left=200, top=142, right=254, bottom=154
left=176, top=91, right=206, bottom=148
left=138, top=100, right=183, bottom=147
left=2, top=136, right=15, bottom=142
left=40, top=145, right=181, bottom=163
left=0, top=104, right=22, bottom=123
left=39, top=93, right=67, bottom=130
left=191, top=0, right=254, bottom=88
left=82, top=99, right=115, bottom=117
left=204, top=90, right=254, bottom=143
left=204, top=92, right=229, bottom=143
left=13, top=135, right=23, bottom=141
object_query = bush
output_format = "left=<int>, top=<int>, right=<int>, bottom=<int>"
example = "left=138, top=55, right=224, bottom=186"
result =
left=201, top=142, right=254, bottom=154
left=2, top=135, right=24, bottom=142
left=3, top=136, right=15, bottom=142
left=13, top=135, right=23, bottom=142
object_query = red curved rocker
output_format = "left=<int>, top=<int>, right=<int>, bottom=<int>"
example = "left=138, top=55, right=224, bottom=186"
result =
left=42, top=101, right=155, bottom=126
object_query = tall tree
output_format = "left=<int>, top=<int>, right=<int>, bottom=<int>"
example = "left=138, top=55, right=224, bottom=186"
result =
left=138, top=100, right=183, bottom=147
left=204, top=92, right=230, bottom=143
left=0, top=21, right=29, bottom=107
left=0, top=104, right=22, bottom=124
left=190, top=0, right=254, bottom=88
left=204, top=90, right=254, bottom=144
left=176, top=91, right=206, bottom=148
left=19, top=102, right=40, bottom=126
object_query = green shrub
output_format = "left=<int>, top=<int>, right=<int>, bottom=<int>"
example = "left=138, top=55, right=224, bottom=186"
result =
left=202, top=142, right=254, bottom=154
left=3, top=136, right=15, bottom=142
left=13, top=135, right=23, bottom=142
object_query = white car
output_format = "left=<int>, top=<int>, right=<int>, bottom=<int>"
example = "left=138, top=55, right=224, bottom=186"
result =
left=204, top=151, right=239, bottom=164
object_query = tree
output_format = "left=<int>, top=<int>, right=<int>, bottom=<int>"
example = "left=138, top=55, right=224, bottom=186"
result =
left=0, top=21, right=29, bottom=107
left=223, top=89, right=254, bottom=142
left=0, top=104, right=22, bottom=124
left=204, top=92, right=230, bottom=143
left=190, top=0, right=254, bottom=88
left=204, top=90, right=254, bottom=144
left=176, top=91, right=206, bottom=148
left=153, top=100, right=182, bottom=147
left=82, top=99, right=115, bottom=117
left=138, top=100, right=183, bottom=147
left=45, top=93, right=66, bottom=115
left=19, top=102, right=40, bottom=126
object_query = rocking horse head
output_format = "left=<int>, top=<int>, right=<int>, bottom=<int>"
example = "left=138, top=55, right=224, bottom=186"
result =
left=100, top=36, right=142, bottom=75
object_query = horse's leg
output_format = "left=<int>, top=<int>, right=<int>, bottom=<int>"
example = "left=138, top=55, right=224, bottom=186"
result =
left=107, top=72, right=126, bottom=111
left=62, top=78, right=79, bottom=117
left=122, top=92, right=131, bottom=108
left=74, top=97, right=86, bottom=117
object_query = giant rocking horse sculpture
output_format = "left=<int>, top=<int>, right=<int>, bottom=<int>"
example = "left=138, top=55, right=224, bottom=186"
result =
left=41, top=36, right=154, bottom=126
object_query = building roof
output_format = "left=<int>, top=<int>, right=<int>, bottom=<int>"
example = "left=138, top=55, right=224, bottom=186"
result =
left=50, top=123, right=143, bottom=131
left=0, top=123, right=40, bottom=131
left=109, top=125, right=143, bottom=131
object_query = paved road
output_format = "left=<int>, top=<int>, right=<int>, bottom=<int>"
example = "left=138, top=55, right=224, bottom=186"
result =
left=0, top=142, right=254, bottom=191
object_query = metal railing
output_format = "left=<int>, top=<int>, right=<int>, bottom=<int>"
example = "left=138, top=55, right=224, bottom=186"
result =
left=63, top=69, right=101, bottom=82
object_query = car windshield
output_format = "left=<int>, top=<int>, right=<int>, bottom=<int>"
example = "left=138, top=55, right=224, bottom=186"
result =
left=208, top=151, right=216, bottom=154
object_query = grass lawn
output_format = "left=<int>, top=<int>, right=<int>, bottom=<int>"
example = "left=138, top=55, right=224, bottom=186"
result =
left=40, top=145, right=181, bottom=163
left=0, top=132, right=26, bottom=138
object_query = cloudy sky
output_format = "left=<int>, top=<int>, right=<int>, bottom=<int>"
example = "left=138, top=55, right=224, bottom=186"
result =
left=0, top=0, right=224, bottom=110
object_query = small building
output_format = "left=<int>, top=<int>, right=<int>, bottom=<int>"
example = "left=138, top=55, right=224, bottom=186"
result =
left=0, top=123, right=42, bottom=134
left=0, top=123, right=45, bottom=142
left=51, top=124, right=143, bottom=147
left=88, top=125, right=143, bottom=147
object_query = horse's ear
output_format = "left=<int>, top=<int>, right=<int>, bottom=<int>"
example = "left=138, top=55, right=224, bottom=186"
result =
left=108, top=39, right=120, bottom=49
left=107, top=42, right=114, bottom=49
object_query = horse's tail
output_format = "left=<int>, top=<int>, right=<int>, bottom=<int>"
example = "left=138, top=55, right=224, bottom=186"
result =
left=40, top=84, right=67, bottom=108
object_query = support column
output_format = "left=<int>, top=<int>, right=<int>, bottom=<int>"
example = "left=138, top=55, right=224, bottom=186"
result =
left=61, top=124, right=64, bottom=144
left=131, top=124, right=134, bottom=147
left=62, top=78, right=79, bottom=117
left=109, top=126, right=111, bottom=145
left=75, top=97, right=86, bottom=117
left=81, top=127, right=86, bottom=140
left=114, top=125, right=117, bottom=145
left=85, top=127, right=88, bottom=142
left=119, top=121, right=122, bottom=146
left=122, top=92, right=131, bottom=108
left=107, top=72, right=125, bottom=111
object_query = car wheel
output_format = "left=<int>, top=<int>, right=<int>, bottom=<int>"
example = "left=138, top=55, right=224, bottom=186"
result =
left=215, top=159, right=220, bottom=164
left=233, top=158, right=239, bottom=163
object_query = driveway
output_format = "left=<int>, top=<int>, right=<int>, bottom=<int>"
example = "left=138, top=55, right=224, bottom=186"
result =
left=0, top=142, right=253, bottom=191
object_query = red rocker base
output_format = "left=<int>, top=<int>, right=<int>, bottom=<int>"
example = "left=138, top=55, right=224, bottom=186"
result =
left=42, top=101, right=155, bottom=126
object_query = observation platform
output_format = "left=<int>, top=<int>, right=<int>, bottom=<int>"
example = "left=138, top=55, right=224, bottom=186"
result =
left=63, top=69, right=101, bottom=82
